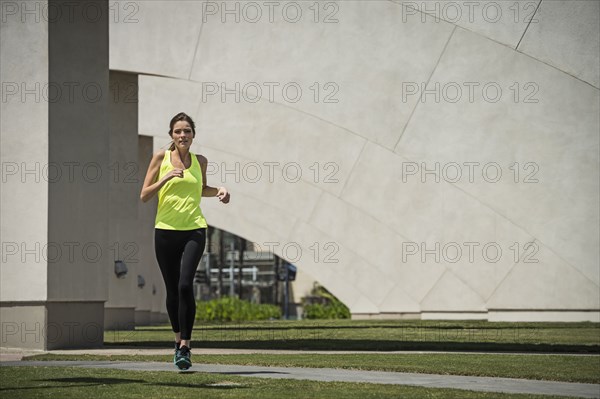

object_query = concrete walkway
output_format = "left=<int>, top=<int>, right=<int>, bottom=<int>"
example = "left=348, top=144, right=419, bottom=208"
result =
left=2, top=359, right=599, bottom=398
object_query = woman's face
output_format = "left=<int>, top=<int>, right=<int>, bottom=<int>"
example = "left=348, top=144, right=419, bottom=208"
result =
left=171, top=121, right=194, bottom=150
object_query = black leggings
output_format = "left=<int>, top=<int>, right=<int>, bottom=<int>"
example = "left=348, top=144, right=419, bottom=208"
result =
left=154, top=228, right=206, bottom=340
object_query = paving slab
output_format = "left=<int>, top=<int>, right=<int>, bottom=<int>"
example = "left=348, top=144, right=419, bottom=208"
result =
left=1, top=360, right=599, bottom=398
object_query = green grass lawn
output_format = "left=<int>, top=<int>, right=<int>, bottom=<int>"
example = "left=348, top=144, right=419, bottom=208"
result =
left=24, top=353, right=600, bottom=384
left=7, top=320, right=600, bottom=399
left=0, top=366, right=580, bottom=399
left=22, top=320, right=600, bottom=385
left=103, top=320, right=600, bottom=352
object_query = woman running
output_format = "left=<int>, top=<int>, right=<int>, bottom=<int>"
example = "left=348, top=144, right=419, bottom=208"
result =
left=140, top=112, right=230, bottom=370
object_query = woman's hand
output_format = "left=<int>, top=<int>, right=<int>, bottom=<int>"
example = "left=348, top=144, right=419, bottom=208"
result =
left=164, top=168, right=184, bottom=180
left=217, top=187, right=230, bottom=204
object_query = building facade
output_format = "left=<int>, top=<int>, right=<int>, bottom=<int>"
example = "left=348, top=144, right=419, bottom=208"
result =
left=1, top=0, right=598, bottom=349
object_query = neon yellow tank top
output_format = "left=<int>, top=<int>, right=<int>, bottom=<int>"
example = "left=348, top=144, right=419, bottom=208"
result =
left=155, top=150, right=208, bottom=230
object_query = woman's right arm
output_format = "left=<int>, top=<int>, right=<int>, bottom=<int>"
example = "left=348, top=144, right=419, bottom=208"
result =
left=140, top=151, right=181, bottom=203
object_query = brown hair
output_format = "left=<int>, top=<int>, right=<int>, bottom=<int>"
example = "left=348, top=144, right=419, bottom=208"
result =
left=168, top=112, right=196, bottom=151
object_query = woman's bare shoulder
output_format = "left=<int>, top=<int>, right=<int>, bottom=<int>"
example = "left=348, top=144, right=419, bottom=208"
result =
left=153, top=149, right=167, bottom=161
left=196, top=153, right=208, bottom=165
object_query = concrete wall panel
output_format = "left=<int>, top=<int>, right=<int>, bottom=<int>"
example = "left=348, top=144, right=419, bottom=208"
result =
left=198, top=146, right=325, bottom=225
left=420, top=270, right=487, bottom=312
left=487, top=246, right=600, bottom=309
left=518, top=0, right=600, bottom=88
left=340, top=141, right=535, bottom=304
left=393, top=0, right=539, bottom=48
left=138, top=75, right=203, bottom=137
left=109, top=1, right=205, bottom=79
left=195, top=100, right=367, bottom=197
left=191, top=0, right=454, bottom=149
left=0, top=304, right=47, bottom=350
left=396, top=27, right=599, bottom=290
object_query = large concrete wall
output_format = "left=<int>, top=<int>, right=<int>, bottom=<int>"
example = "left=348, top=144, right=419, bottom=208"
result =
left=108, top=0, right=600, bottom=321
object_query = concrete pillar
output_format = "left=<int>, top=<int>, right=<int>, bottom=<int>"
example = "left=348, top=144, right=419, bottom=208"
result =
left=136, top=135, right=167, bottom=324
left=1, top=0, right=51, bottom=350
left=104, top=71, right=138, bottom=330
left=1, top=0, right=109, bottom=349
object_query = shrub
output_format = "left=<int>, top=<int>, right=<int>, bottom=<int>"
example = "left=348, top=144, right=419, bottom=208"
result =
left=196, top=297, right=281, bottom=322
left=302, top=284, right=350, bottom=319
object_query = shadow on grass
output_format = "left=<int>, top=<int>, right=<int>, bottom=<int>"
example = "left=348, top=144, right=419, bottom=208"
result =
left=41, top=377, right=141, bottom=384
left=1, top=376, right=249, bottom=392
left=131, top=322, right=598, bottom=332
left=105, top=339, right=600, bottom=354
left=153, top=381, right=249, bottom=389
left=212, top=371, right=289, bottom=375
left=0, top=376, right=143, bottom=391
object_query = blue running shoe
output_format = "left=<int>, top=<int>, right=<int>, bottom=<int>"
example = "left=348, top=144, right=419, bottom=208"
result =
left=175, top=345, right=192, bottom=370
left=173, top=342, right=181, bottom=366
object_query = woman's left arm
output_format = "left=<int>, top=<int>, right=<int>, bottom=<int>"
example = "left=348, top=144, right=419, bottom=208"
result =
left=199, top=155, right=230, bottom=203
